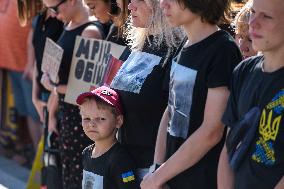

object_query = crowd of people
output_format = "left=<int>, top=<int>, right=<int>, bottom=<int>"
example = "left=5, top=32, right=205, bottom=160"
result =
left=0, top=0, right=284, bottom=188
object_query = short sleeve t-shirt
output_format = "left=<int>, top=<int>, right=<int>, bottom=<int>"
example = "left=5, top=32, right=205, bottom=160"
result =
left=166, top=30, right=242, bottom=189
left=110, top=37, right=175, bottom=168
left=222, top=55, right=284, bottom=189
left=82, top=143, right=139, bottom=189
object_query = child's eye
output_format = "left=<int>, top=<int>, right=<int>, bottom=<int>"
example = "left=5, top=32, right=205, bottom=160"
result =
left=96, top=117, right=106, bottom=121
left=263, top=14, right=273, bottom=19
left=82, top=118, right=91, bottom=124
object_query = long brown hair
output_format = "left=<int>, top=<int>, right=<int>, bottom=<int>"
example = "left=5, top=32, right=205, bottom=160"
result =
left=17, top=0, right=44, bottom=26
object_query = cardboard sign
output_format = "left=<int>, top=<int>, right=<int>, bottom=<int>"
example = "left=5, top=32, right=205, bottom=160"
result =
left=41, top=38, right=63, bottom=83
left=64, top=36, right=127, bottom=105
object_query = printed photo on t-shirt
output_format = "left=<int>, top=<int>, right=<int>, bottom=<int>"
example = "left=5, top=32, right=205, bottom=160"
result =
left=168, top=61, right=197, bottom=139
left=82, top=170, right=104, bottom=189
left=111, top=51, right=161, bottom=94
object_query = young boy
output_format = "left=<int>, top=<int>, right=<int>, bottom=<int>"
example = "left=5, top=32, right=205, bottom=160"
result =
left=76, top=86, right=139, bottom=189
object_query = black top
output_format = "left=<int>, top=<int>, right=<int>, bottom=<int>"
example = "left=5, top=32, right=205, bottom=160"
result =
left=82, top=143, right=139, bottom=189
left=32, top=13, right=63, bottom=94
left=222, top=55, right=284, bottom=189
left=105, top=23, right=130, bottom=62
left=57, top=21, right=107, bottom=86
left=106, top=24, right=127, bottom=46
left=166, top=30, right=242, bottom=189
left=110, top=37, right=175, bottom=168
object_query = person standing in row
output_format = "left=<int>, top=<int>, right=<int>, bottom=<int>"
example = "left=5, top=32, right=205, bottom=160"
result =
left=218, top=0, right=284, bottom=188
left=40, top=0, right=106, bottom=188
left=141, top=0, right=242, bottom=188
left=110, top=0, right=183, bottom=182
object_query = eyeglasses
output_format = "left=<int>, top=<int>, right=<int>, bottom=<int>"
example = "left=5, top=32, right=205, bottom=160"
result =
left=48, top=0, right=66, bottom=15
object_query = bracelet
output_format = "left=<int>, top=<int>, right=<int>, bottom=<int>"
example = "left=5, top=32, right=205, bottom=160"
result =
left=149, top=163, right=161, bottom=173
left=53, top=85, right=58, bottom=95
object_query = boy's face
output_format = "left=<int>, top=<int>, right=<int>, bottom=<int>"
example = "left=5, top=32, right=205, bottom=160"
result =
left=159, top=0, right=199, bottom=27
left=249, top=0, right=284, bottom=52
left=80, top=100, right=123, bottom=142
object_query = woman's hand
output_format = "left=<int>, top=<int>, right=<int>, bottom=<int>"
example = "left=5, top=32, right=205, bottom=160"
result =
left=47, top=92, right=59, bottom=135
left=41, top=73, right=54, bottom=91
left=140, top=172, right=167, bottom=189
left=32, top=98, right=46, bottom=122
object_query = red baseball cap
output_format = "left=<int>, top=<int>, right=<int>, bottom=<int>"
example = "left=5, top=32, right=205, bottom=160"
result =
left=76, top=86, right=123, bottom=115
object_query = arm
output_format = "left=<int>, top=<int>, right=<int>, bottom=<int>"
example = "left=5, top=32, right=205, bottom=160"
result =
left=81, top=25, right=103, bottom=39
left=47, top=91, right=59, bottom=135
left=23, top=29, right=35, bottom=80
left=141, top=87, right=230, bottom=189
left=154, top=107, right=170, bottom=165
left=275, top=177, right=284, bottom=189
left=32, top=64, right=46, bottom=122
left=217, top=139, right=234, bottom=189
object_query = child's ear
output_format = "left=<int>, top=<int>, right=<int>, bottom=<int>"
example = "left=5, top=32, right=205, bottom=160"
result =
left=115, top=115, right=123, bottom=129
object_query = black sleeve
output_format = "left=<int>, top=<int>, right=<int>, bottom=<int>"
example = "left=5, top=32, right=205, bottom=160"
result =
left=109, top=152, right=140, bottom=189
left=222, top=65, right=241, bottom=128
left=206, top=42, right=242, bottom=88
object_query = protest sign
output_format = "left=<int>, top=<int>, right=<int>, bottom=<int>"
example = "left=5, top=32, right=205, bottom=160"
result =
left=41, top=38, right=63, bottom=83
left=65, top=36, right=126, bottom=104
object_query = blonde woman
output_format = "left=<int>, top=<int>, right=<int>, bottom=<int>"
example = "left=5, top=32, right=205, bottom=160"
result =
left=110, top=0, right=184, bottom=182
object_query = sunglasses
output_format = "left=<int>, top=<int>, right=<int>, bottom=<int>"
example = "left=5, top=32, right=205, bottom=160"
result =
left=48, top=0, right=66, bottom=15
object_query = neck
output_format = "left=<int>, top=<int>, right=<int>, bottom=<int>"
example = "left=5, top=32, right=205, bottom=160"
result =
left=68, top=6, right=90, bottom=29
left=183, top=18, right=218, bottom=46
left=262, top=47, right=284, bottom=72
left=92, top=138, right=117, bottom=158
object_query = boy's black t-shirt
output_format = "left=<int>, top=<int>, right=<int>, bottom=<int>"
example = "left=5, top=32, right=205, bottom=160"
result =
left=110, top=37, right=175, bottom=168
left=222, top=55, right=284, bottom=189
left=82, top=142, right=139, bottom=189
left=166, top=30, right=242, bottom=189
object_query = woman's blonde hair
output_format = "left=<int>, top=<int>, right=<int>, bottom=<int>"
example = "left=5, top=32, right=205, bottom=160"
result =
left=126, top=0, right=184, bottom=52
left=17, top=0, right=44, bottom=26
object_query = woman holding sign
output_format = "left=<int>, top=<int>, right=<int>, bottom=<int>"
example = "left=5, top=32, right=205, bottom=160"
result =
left=84, top=0, right=130, bottom=51
left=40, top=0, right=107, bottom=188
left=110, top=0, right=184, bottom=182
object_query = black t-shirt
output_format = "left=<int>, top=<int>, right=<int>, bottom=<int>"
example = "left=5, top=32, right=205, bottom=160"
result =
left=82, top=143, right=139, bottom=189
left=166, top=30, right=242, bottom=189
left=222, top=55, right=284, bottom=189
left=106, top=24, right=127, bottom=46
left=32, top=13, right=63, bottom=95
left=110, top=37, right=175, bottom=168
left=57, top=21, right=108, bottom=86
left=105, top=23, right=130, bottom=62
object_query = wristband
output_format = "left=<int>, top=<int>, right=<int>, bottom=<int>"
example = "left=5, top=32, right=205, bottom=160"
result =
left=149, top=163, right=161, bottom=173
left=53, top=85, right=58, bottom=95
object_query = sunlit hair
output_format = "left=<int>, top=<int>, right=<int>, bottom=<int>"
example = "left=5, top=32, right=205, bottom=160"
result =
left=126, top=0, right=184, bottom=52
left=115, top=0, right=130, bottom=27
left=17, top=0, right=44, bottom=26
left=176, top=0, right=233, bottom=25
left=233, top=0, right=252, bottom=34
